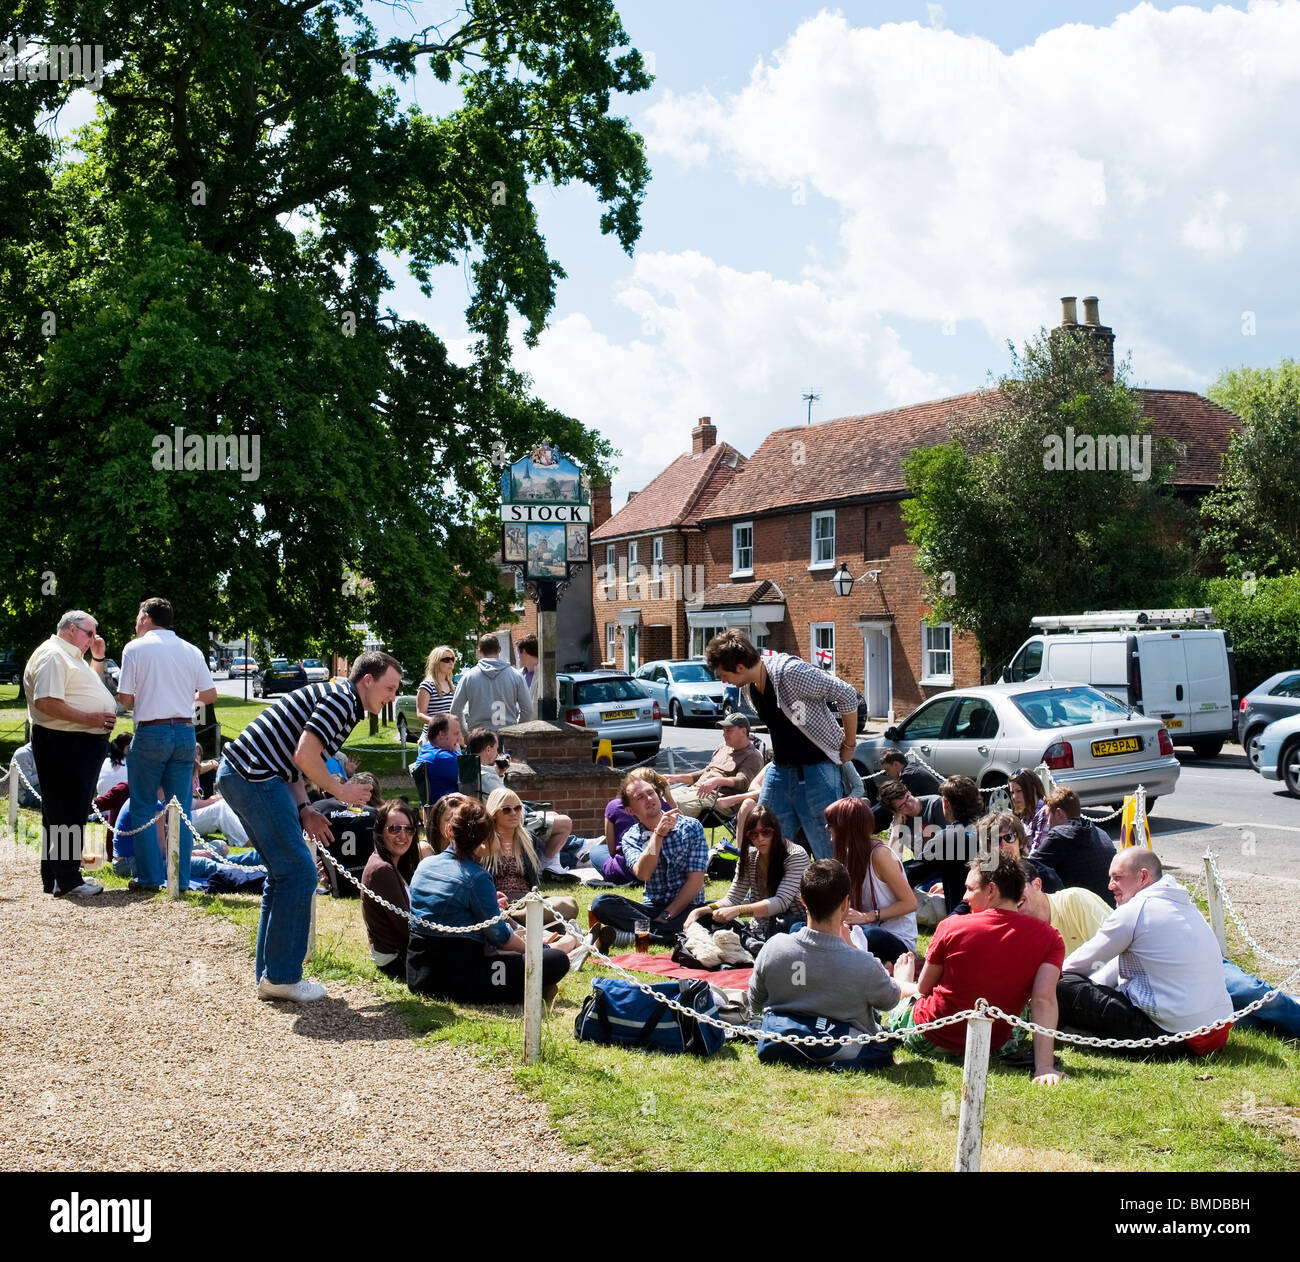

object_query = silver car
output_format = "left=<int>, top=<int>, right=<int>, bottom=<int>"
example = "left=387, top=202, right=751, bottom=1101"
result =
left=1254, top=713, right=1300, bottom=796
left=853, top=682, right=1180, bottom=811
left=633, top=659, right=728, bottom=726
left=1238, top=670, right=1300, bottom=771
left=559, top=671, right=661, bottom=759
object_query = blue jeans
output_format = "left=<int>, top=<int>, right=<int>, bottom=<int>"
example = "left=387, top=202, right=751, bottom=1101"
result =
left=216, top=762, right=317, bottom=985
left=127, top=722, right=197, bottom=888
left=1223, top=959, right=1300, bottom=1037
left=759, top=761, right=841, bottom=860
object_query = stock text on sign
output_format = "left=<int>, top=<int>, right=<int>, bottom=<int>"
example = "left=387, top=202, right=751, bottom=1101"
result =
left=501, top=504, right=591, bottom=523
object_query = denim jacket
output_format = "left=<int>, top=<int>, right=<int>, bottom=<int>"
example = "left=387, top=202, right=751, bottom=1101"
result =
left=408, top=850, right=511, bottom=947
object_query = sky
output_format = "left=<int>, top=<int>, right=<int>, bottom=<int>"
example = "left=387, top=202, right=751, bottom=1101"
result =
left=43, top=2, right=1300, bottom=504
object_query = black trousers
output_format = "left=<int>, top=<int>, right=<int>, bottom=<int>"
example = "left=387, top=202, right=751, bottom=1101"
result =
left=31, top=725, right=106, bottom=894
left=406, top=933, right=569, bottom=1003
left=1056, top=972, right=1186, bottom=1060
left=588, top=893, right=691, bottom=945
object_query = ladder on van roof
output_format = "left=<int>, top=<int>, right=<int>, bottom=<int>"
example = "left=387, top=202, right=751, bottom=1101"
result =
left=1029, top=608, right=1216, bottom=632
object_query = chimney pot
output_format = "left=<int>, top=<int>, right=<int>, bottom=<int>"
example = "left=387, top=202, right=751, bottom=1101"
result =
left=691, top=414, right=718, bottom=455
left=1082, top=296, right=1100, bottom=327
left=1060, top=296, right=1078, bottom=325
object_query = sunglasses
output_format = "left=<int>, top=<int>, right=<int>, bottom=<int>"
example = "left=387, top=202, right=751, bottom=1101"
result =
left=385, top=823, right=416, bottom=834
left=997, top=832, right=1016, bottom=844
left=440, top=656, right=455, bottom=664
left=748, top=826, right=774, bottom=836
left=499, top=804, right=522, bottom=813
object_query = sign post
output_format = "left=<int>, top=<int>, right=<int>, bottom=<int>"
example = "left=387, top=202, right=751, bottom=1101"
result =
left=499, top=442, right=591, bottom=723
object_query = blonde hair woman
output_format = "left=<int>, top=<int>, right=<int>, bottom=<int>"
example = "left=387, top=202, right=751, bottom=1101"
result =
left=416, top=645, right=458, bottom=741
left=483, top=786, right=579, bottom=949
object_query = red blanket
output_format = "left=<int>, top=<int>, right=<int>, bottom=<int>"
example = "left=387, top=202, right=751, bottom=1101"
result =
left=609, top=952, right=752, bottom=992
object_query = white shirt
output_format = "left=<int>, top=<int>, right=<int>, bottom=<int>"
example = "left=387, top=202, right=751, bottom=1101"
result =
left=1062, top=874, right=1232, bottom=1034
left=97, top=757, right=127, bottom=796
left=118, top=629, right=214, bottom=721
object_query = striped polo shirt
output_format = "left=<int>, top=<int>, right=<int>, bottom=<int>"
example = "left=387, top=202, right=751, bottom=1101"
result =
left=222, top=681, right=365, bottom=782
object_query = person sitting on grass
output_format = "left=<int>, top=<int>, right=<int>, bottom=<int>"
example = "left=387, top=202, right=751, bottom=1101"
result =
left=747, top=859, right=900, bottom=1071
left=419, top=792, right=469, bottom=861
left=683, top=804, right=808, bottom=951
left=900, top=775, right=983, bottom=914
left=361, top=799, right=422, bottom=982
left=826, top=795, right=918, bottom=967
left=1057, top=848, right=1233, bottom=1058
left=890, top=855, right=1065, bottom=1085
left=1014, top=860, right=1112, bottom=957
left=712, top=760, right=771, bottom=853
left=869, top=747, right=942, bottom=829
left=482, top=787, right=579, bottom=952
left=586, top=775, right=708, bottom=949
left=585, top=767, right=672, bottom=886
left=1009, top=768, right=1050, bottom=854
left=406, top=799, right=569, bottom=1004
left=1033, top=787, right=1116, bottom=905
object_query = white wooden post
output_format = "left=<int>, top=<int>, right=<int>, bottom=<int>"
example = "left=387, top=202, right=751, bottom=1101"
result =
left=1203, top=852, right=1228, bottom=957
left=7, top=759, right=18, bottom=839
left=1135, top=784, right=1148, bottom=848
left=400, top=724, right=408, bottom=771
left=165, top=799, right=181, bottom=899
left=523, top=890, right=544, bottom=1063
left=954, top=1012, right=993, bottom=1172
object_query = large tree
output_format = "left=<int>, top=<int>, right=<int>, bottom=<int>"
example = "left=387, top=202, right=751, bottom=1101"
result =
left=0, top=0, right=648, bottom=669
left=901, top=328, right=1186, bottom=676
left=1199, top=359, right=1300, bottom=579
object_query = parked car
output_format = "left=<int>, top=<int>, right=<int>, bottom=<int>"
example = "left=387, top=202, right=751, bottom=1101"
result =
left=101, top=658, right=121, bottom=689
left=1253, top=713, right=1300, bottom=797
left=301, top=657, right=330, bottom=683
left=230, top=656, right=259, bottom=677
left=0, top=648, right=23, bottom=685
left=633, top=660, right=728, bottom=726
left=252, top=659, right=309, bottom=699
left=559, top=671, right=661, bottom=759
left=1238, top=671, right=1300, bottom=771
left=852, top=681, right=1180, bottom=812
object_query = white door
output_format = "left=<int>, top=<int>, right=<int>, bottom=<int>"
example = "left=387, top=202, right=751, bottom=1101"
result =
left=864, top=628, right=892, bottom=719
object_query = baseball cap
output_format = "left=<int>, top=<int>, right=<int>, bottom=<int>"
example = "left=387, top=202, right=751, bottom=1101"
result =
left=718, top=713, right=750, bottom=729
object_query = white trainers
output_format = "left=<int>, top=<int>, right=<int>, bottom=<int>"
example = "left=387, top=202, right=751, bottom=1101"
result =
left=257, top=976, right=327, bottom=1002
left=57, top=880, right=104, bottom=897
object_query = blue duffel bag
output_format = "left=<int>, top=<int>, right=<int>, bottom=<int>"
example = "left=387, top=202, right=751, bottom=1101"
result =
left=574, top=977, right=725, bottom=1057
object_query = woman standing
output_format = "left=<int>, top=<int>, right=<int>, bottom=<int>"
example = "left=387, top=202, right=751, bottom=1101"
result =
left=1009, top=769, right=1050, bottom=854
left=407, top=800, right=570, bottom=1003
left=827, top=796, right=918, bottom=965
left=482, top=787, right=579, bottom=950
left=361, top=800, right=422, bottom=981
left=416, top=646, right=458, bottom=742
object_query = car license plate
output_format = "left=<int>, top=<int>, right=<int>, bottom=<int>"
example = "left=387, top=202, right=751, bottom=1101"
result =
left=602, top=709, right=636, bottom=721
left=1163, top=718, right=1183, bottom=729
left=1091, top=737, right=1141, bottom=757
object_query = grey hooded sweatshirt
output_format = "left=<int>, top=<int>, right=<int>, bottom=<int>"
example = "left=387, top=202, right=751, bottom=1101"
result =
left=450, top=658, right=535, bottom=733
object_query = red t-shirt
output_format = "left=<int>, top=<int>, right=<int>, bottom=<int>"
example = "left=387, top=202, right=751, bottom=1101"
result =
left=913, top=909, right=1065, bottom=1053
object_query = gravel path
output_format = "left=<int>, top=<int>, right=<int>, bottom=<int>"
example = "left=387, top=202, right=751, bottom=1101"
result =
left=0, top=848, right=581, bottom=1172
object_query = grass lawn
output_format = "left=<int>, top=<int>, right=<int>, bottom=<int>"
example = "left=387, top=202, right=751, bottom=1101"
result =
left=20, top=805, right=1296, bottom=1173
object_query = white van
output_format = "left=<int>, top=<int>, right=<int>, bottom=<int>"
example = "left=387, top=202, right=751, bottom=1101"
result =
left=1002, top=609, right=1238, bottom=757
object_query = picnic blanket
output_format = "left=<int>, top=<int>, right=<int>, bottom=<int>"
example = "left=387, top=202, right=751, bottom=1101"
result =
left=609, top=952, right=753, bottom=993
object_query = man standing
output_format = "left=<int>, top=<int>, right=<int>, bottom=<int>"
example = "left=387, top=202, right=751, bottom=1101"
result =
left=748, top=859, right=900, bottom=1070
left=217, top=650, right=401, bottom=1002
left=23, top=611, right=118, bottom=896
left=116, top=598, right=217, bottom=892
left=588, top=777, right=708, bottom=945
left=705, top=631, right=859, bottom=860
left=516, top=633, right=541, bottom=706
left=451, top=633, right=535, bottom=733
left=413, top=713, right=464, bottom=805
left=664, top=713, right=764, bottom=818
left=1057, top=848, right=1233, bottom=1057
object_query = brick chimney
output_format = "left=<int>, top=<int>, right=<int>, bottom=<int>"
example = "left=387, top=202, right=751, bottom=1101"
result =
left=1054, top=294, right=1114, bottom=384
left=691, top=415, right=717, bottom=455
left=591, top=480, right=611, bottom=530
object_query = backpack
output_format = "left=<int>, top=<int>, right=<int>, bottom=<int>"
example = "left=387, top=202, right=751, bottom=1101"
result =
left=756, top=1010, right=893, bottom=1072
left=706, top=840, right=740, bottom=880
left=574, top=977, right=725, bottom=1057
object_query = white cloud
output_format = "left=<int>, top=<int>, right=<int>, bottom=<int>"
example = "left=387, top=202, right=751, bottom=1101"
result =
left=1181, top=190, right=1247, bottom=257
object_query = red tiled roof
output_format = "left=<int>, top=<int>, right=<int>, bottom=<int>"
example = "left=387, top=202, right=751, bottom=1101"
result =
left=697, top=580, right=785, bottom=609
left=592, top=442, right=745, bottom=540
left=700, top=388, right=1237, bottom=522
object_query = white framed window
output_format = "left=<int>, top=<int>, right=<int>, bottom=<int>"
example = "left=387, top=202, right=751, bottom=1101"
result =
left=754, top=630, right=770, bottom=651
left=922, top=622, right=953, bottom=685
left=606, top=622, right=616, bottom=663
left=810, top=511, right=835, bottom=568
left=651, top=536, right=663, bottom=595
left=732, top=522, right=754, bottom=575
left=810, top=623, right=836, bottom=674
left=691, top=624, right=729, bottom=658
left=604, top=544, right=616, bottom=594
left=628, top=540, right=638, bottom=568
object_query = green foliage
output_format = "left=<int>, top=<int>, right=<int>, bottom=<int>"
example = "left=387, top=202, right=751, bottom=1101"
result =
left=1148, top=573, right=1300, bottom=696
left=0, top=1, right=643, bottom=670
left=902, top=329, right=1187, bottom=674
left=1200, top=360, right=1300, bottom=578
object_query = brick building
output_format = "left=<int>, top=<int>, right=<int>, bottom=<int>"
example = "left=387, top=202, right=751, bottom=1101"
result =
left=589, top=417, right=746, bottom=671
left=673, top=299, right=1239, bottom=720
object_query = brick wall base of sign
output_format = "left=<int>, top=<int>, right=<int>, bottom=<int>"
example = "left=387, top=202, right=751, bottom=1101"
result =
left=497, top=719, right=622, bottom=834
